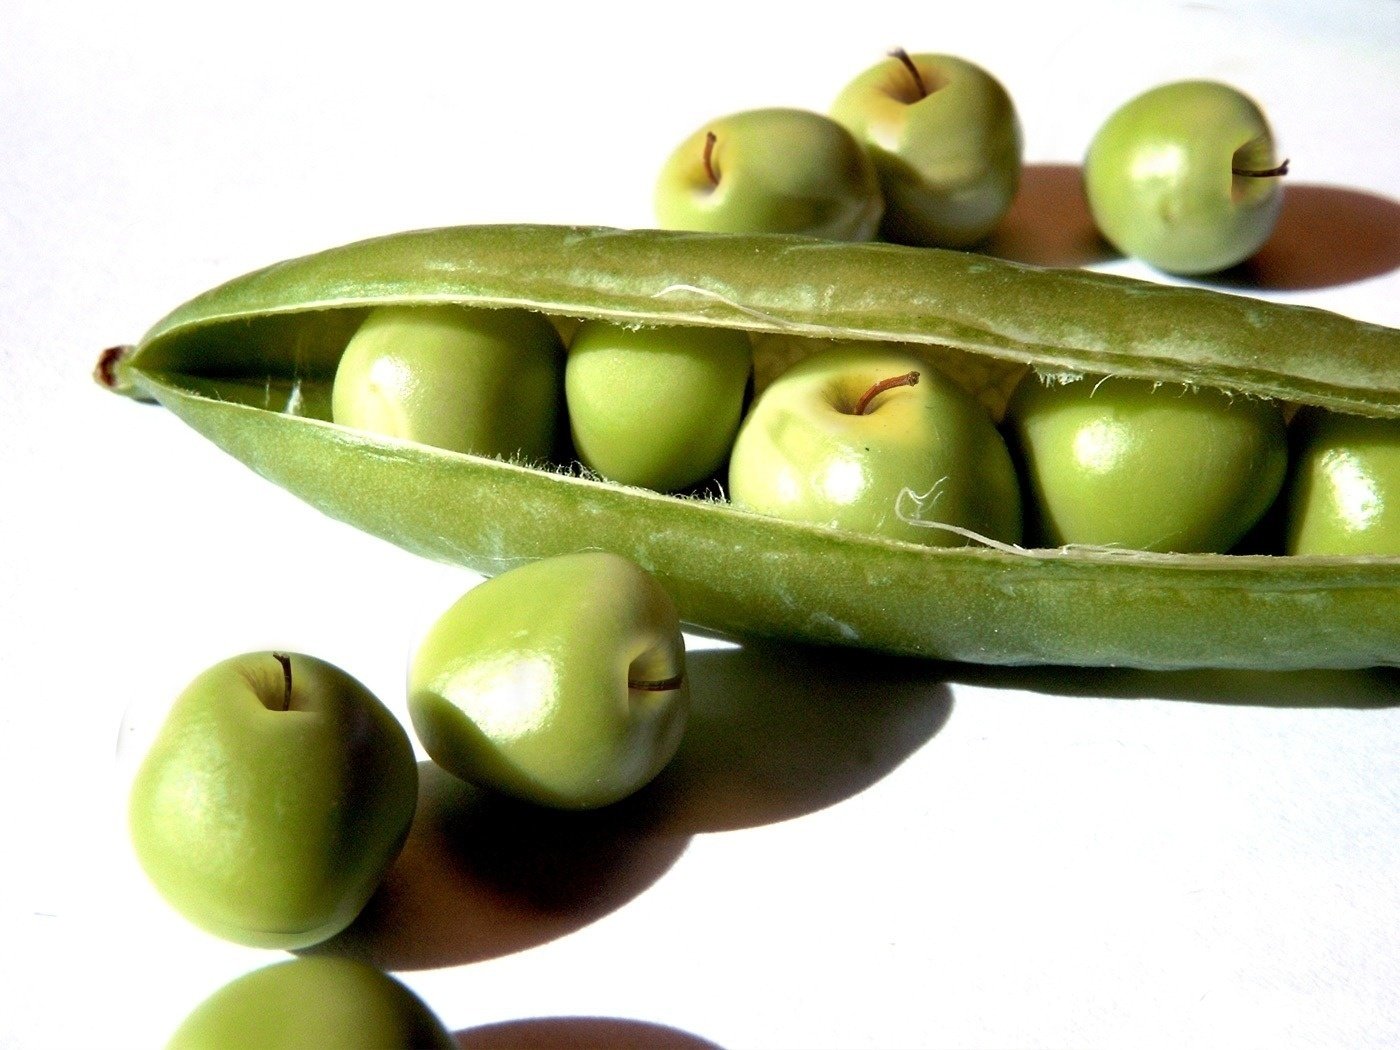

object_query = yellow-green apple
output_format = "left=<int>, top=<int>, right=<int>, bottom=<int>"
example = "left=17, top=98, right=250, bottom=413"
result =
left=727, top=344, right=1021, bottom=546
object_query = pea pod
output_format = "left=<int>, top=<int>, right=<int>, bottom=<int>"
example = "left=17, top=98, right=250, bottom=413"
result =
left=104, top=224, right=1400, bottom=669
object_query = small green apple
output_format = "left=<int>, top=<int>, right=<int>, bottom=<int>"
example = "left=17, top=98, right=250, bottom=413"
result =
left=409, top=552, right=688, bottom=810
left=566, top=319, right=752, bottom=491
left=831, top=48, right=1022, bottom=247
left=129, top=652, right=417, bottom=950
left=332, top=303, right=563, bottom=461
left=166, top=957, right=455, bottom=1050
left=1084, top=80, right=1287, bottom=275
left=1285, top=408, right=1400, bottom=556
left=654, top=107, right=883, bottom=240
left=727, top=344, right=1021, bottom=546
left=1005, top=374, right=1288, bottom=552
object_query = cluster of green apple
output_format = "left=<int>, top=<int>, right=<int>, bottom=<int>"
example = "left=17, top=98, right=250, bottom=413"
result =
left=330, top=295, right=1399, bottom=557
left=654, top=49, right=1023, bottom=249
left=654, top=53, right=1290, bottom=275
left=129, top=551, right=690, bottom=1042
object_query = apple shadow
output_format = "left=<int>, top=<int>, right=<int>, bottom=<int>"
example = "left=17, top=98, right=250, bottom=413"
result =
left=455, top=1016, right=725, bottom=1049
left=616, top=637, right=954, bottom=835
left=310, top=762, right=691, bottom=971
left=1214, top=183, right=1400, bottom=291
left=314, top=638, right=952, bottom=971
left=981, top=162, right=1115, bottom=269
left=945, top=663, right=1399, bottom=709
left=981, top=165, right=1400, bottom=292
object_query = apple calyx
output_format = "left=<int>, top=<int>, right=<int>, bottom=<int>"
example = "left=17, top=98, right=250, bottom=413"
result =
left=853, top=370, right=921, bottom=415
left=1231, top=159, right=1290, bottom=178
left=272, top=652, right=293, bottom=712
left=702, top=131, right=720, bottom=187
left=888, top=48, right=929, bottom=101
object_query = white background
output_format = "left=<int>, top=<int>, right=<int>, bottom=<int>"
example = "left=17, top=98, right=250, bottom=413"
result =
left=3, top=1, right=1398, bottom=1047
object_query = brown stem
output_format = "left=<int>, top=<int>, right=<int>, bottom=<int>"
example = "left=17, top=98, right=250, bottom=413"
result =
left=629, top=673, right=686, bottom=692
left=93, top=345, right=131, bottom=390
left=702, top=131, right=719, bottom=186
left=272, top=652, right=293, bottom=711
left=853, top=371, right=920, bottom=415
left=888, top=48, right=927, bottom=99
left=1232, top=159, right=1290, bottom=178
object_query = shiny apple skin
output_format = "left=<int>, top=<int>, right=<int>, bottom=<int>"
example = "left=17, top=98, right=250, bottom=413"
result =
left=1083, top=80, right=1285, bottom=275
left=831, top=52, right=1022, bottom=247
left=1006, top=374, right=1288, bottom=553
left=128, top=653, right=418, bottom=950
left=332, top=303, right=563, bottom=461
left=409, top=552, right=688, bottom=810
left=727, top=344, right=1021, bottom=547
left=654, top=107, right=883, bottom=241
left=566, top=320, right=752, bottom=492
left=1285, top=408, right=1400, bottom=556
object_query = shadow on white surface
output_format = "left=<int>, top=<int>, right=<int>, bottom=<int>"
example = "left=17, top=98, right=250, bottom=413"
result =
left=1218, top=183, right=1400, bottom=291
left=314, top=638, right=953, bottom=971
left=982, top=162, right=1114, bottom=269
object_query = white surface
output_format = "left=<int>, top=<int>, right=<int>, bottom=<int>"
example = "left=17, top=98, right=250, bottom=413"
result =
left=2, top=1, right=1398, bottom=1047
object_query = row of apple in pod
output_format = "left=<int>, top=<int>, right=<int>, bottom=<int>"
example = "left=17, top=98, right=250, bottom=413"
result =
left=654, top=50, right=1289, bottom=276
left=334, top=303, right=1397, bottom=560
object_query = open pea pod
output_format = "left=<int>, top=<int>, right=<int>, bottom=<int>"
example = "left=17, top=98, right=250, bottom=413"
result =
left=108, top=224, right=1400, bottom=669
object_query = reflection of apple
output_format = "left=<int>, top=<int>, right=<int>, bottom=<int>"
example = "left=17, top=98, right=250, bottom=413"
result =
left=167, top=957, right=455, bottom=1050
left=128, top=652, right=417, bottom=949
left=1084, top=80, right=1286, bottom=275
left=410, top=553, right=689, bottom=810
left=654, top=108, right=883, bottom=240
left=566, top=319, right=752, bottom=492
left=1285, top=408, right=1400, bottom=556
left=332, top=303, right=563, bottom=461
left=1005, top=374, right=1288, bottom=552
left=831, top=49, right=1022, bottom=247
left=727, top=344, right=1021, bottom=546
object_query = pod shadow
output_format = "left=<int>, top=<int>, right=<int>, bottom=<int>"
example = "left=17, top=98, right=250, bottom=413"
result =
left=946, top=663, right=1399, bottom=708
left=981, top=162, right=1114, bottom=269
left=315, top=638, right=952, bottom=970
left=455, top=1016, right=724, bottom=1049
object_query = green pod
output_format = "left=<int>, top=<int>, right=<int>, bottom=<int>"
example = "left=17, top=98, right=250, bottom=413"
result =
left=107, top=224, right=1400, bottom=669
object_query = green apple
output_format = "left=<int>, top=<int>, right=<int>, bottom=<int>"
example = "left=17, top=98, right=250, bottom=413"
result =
left=1285, top=408, right=1400, bottom=556
left=831, top=49, right=1022, bottom=247
left=566, top=319, right=752, bottom=491
left=727, top=344, right=1022, bottom=546
left=167, top=957, right=454, bottom=1050
left=1005, top=374, right=1288, bottom=552
left=654, top=107, right=883, bottom=240
left=409, top=552, right=688, bottom=809
left=1084, top=80, right=1287, bottom=275
left=129, top=652, right=417, bottom=949
left=332, top=303, right=563, bottom=461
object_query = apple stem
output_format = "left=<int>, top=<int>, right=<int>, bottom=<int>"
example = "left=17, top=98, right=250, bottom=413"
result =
left=272, top=652, right=293, bottom=711
left=889, top=48, right=928, bottom=100
left=702, top=131, right=720, bottom=187
left=1233, top=159, right=1290, bottom=178
left=853, top=371, right=921, bottom=415
left=629, top=673, right=686, bottom=692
